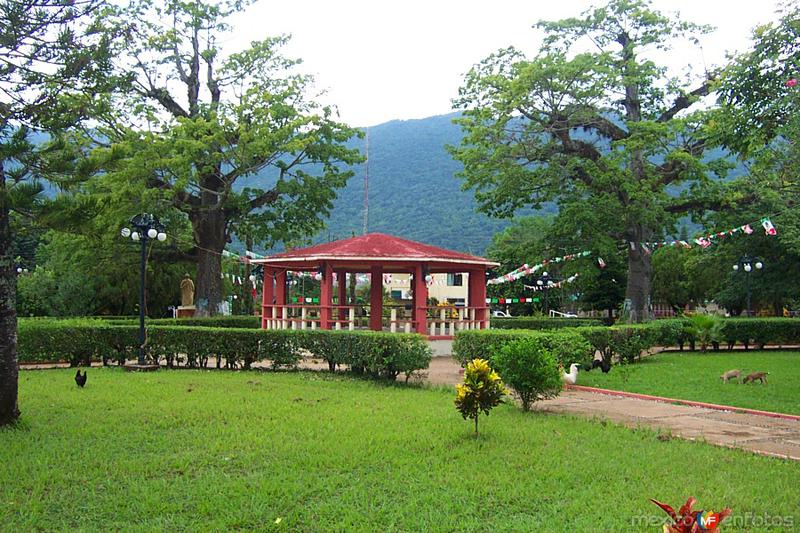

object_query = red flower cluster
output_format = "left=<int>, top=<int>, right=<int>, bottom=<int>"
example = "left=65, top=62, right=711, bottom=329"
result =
left=785, top=78, right=798, bottom=87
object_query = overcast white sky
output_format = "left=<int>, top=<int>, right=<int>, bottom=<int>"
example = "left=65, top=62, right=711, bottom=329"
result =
left=228, top=1, right=784, bottom=128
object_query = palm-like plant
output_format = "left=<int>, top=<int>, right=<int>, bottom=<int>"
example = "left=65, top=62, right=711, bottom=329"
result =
left=686, top=313, right=723, bottom=353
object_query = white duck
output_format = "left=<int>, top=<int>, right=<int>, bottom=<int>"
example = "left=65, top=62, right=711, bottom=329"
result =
left=562, top=363, right=580, bottom=385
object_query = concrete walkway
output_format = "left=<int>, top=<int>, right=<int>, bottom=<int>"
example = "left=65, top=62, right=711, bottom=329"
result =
left=532, top=389, right=800, bottom=461
left=420, top=357, right=800, bottom=461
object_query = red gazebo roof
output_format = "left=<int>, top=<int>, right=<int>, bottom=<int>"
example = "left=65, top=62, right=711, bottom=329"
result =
left=253, top=233, right=498, bottom=269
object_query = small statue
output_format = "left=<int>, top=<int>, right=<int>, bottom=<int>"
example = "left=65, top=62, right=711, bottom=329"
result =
left=180, top=274, right=195, bottom=306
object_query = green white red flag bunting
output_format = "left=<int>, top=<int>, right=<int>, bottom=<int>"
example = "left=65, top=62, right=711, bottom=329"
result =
left=523, top=273, right=579, bottom=291
left=638, top=217, right=777, bottom=251
left=488, top=251, right=593, bottom=285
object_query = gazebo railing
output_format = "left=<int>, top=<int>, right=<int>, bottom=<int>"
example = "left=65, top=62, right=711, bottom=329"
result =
left=425, top=306, right=489, bottom=337
left=263, top=303, right=489, bottom=336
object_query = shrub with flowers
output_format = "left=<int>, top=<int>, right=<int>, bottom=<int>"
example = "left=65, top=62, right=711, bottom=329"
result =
left=455, top=358, right=508, bottom=436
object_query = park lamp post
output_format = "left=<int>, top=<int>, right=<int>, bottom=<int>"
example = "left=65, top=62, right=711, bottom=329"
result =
left=535, top=271, right=559, bottom=316
left=732, top=255, right=763, bottom=317
left=121, top=214, right=167, bottom=366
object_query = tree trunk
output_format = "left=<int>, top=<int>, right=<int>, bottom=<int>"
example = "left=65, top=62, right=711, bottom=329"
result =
left=624, top=227, right=652, bottom=323
left=191, top=209, right=226, bottom=317
left=243, top=234, right=254, bottom=316
left=0, top=162, right=20, bottom=426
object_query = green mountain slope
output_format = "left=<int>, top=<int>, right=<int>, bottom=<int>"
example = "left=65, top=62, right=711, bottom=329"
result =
left=320, top=113, right=512, bottom=255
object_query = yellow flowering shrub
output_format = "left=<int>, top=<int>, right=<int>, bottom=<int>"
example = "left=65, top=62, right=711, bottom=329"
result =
left=454, top=358, right=508, bottom=435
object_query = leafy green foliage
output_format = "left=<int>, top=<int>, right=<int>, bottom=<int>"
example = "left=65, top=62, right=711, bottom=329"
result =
left=492, top=338, right=562, bottom=411
left=0, top=0, right=116, bottom=426
left=15, top=229, right=190, bottom=317
left=453, top=329, right=593, bottom=368
left=686, top=313, right=723, bottom=352
left=451, top=0, right=736, bottom=321
left=454, top=358, right=507, bottom=435
left=71, top=0, right=363, bottom=315
left=16, top=319, right=431, bottom=380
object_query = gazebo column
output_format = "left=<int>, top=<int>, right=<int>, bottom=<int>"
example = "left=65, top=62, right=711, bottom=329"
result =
left=369, top=265, right=383, bottom=331
left=275, top=270, right=287, bottom=329
left=413, top=264, right=428, bottom=334
left=320, top=262, right=334, bottom=330
left=336, top=269, right=347, bottom=321
left=468, top=269, right=488, bottom=329
left=261, top=267, right=274, bottom=329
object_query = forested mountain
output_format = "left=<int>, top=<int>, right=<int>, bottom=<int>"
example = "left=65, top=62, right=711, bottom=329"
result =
left=317, top=113, right=512, bottom=254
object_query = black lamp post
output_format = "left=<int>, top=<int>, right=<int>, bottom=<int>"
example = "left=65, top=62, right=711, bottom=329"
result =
left=534, top=271, right=560, bottom=316
left=121, top=214, right=167, bottom=366
left=733, top=255, right=763, bottom=317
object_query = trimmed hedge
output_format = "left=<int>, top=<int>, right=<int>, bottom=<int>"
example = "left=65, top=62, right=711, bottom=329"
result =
left=17, top=319, right=431, bottom=381
left=490, top=317, right=604, bottom=329
left=455, top=317, right=800, bottom=368
left=453, top=329, right=593, bottom=368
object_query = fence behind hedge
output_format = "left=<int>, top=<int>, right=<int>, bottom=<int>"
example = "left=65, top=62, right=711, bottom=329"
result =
left=17, top=319, right=431, bottom=381
left=107, top=316, right=262, bottom=328
left=490, top=317, right=604, bottom=329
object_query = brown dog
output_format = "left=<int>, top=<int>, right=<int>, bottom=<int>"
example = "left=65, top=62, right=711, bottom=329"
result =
left=720, top=369, right=741, bottom=383
left=742, top=372, right=769, bottom=384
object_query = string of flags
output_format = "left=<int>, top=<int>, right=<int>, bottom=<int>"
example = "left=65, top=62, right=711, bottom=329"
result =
left=490, top=216, right=779, bottom=285
left=488, top=251, right=595, bottom=285
left=523, top=273, right=580, bottom=291
left=486, top=296, right=543, bottom=304
left=636, top=217, right=777, bottom=252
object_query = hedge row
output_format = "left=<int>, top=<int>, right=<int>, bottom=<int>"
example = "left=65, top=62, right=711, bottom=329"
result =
left=455, top=317, right=800, bottom=367
left=17, top=320, right=431, bottom=381
left=490, top=317, right=604, bottom=329
left=453, top=329, right=594, bottom=368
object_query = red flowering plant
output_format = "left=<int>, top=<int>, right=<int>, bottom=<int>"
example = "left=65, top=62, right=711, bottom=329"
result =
left=650, top=497, right=732, bottom=532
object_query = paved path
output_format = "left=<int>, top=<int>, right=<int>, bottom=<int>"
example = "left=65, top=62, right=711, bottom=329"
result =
left=420, top=357, right=800, bottom=461
left=532, top=389, right=800, bottom=461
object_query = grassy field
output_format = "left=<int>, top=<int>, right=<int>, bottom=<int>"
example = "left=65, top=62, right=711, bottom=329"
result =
left=1, top=369, right=798, bottom=531
left=579, top=351, right=800, bottom=415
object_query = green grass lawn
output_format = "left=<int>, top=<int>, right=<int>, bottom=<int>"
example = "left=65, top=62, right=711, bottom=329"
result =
left=579, top=351, right=800, bottom=415
left=1, top=369, right=798, bottom=531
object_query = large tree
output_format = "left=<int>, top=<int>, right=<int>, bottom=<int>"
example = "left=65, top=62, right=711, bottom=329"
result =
left=1, top=0, right=112, bottom=425
left=451, top=0, right=735, bottom=322
left=714, top=4, right=800, bottom=253
left=81, top=0, right=362, bottom=315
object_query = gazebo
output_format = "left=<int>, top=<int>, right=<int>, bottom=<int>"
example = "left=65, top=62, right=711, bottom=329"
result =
left=252, top=233, right=498, bottom=338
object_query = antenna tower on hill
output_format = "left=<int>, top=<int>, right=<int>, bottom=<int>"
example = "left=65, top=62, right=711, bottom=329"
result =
left=362, top=128, right=369, bottom=234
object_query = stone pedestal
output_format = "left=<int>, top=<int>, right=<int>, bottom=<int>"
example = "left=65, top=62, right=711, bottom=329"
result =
left=177, top=305, right=196, bottom=318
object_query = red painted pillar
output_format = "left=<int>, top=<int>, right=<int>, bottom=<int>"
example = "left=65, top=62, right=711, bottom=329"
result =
left=275, top=269, right=287, bottom=304
left=468, top=269, right=488, bottom=329
left=370, top=265, right=383, bottom=331
left=413, top=264, right=428, bottom=334
left=337, top=269, right=347, bottom=321
left=320, top=262, right=334, bottom=329
left=261, top=267, right=274, bottom=329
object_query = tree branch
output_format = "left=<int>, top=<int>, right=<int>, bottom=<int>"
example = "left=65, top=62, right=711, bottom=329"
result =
left=657, top=81, right=712, bottom=123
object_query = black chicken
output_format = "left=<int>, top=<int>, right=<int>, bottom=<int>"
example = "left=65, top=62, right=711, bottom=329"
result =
left=75, top=370, right=87, bottom=388
left=587, top=358, right=613, bottom=373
